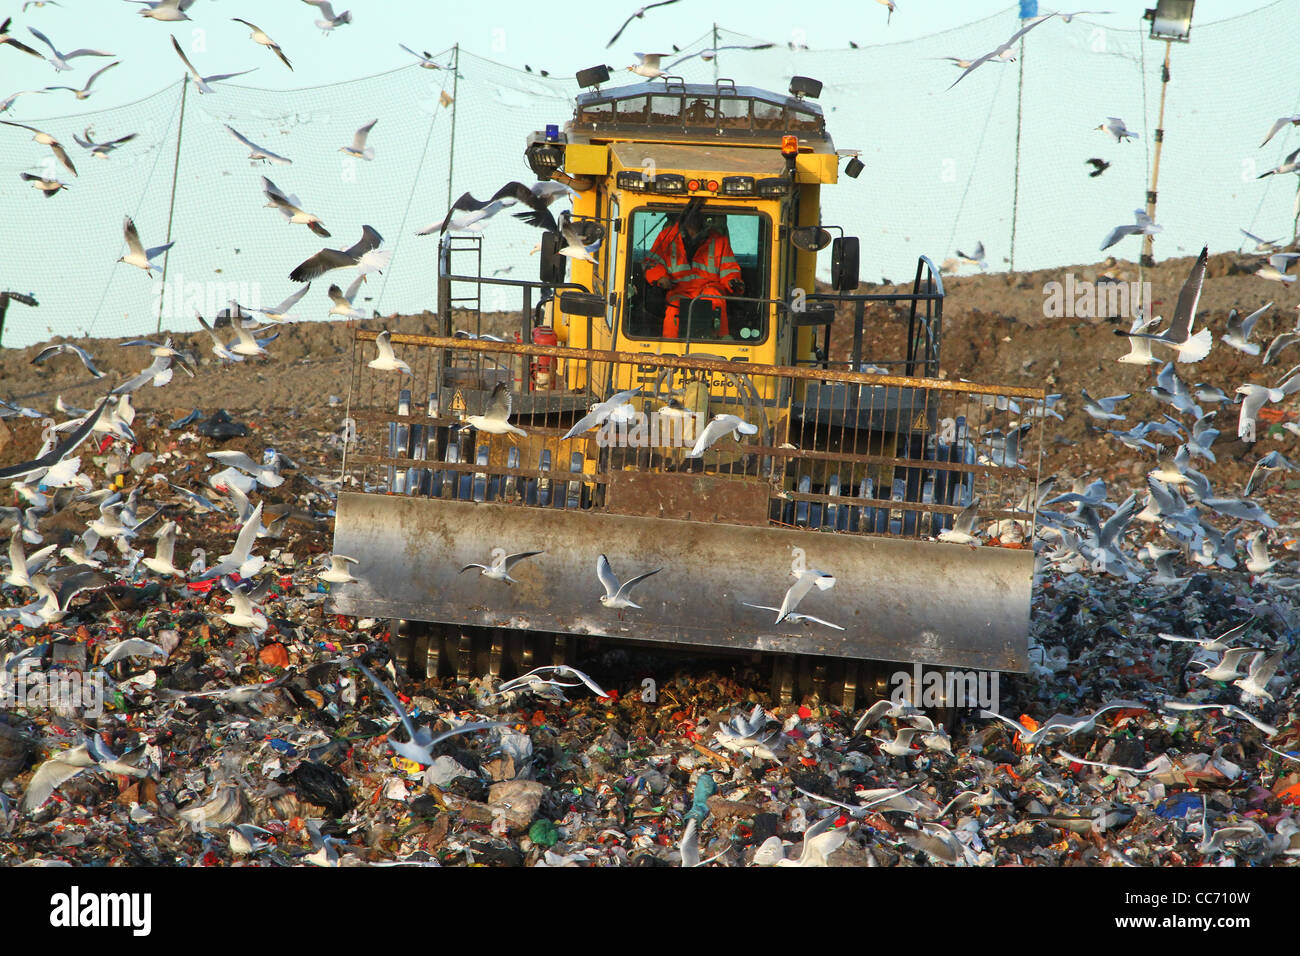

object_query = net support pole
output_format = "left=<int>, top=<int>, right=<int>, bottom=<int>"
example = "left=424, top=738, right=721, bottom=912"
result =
left=1141, top=39, right=1172, bottom=269
left=712, top=23, right=719, bottom=82
left=446, top=43, right=460, bottom=211
left=157, top=77, right=188, bottom=334
left=1009, top=35, right=1026, bottom=272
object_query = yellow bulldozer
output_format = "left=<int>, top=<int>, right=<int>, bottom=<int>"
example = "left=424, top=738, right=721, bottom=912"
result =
left=331, top=70, right=1045, bottom=708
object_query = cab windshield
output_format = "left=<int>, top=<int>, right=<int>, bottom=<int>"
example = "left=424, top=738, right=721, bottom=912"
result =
left=622, top=207, right=770, bottom=344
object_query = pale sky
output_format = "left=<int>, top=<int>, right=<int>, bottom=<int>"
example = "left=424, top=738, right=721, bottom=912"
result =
left=1, top=0, right=1272, bottom=115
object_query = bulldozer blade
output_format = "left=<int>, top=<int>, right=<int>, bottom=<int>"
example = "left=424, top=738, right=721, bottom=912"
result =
left=331, top=493, right=1031, bottom=673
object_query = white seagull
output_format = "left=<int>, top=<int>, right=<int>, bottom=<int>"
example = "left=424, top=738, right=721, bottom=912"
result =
left=327, top=276, right=367, bottom=320
left=225, top=124, right=292, bottom=165
left=460, top=381, right=526, bottom=436
left=289, top=225, right=383, bottom=282
left=261, top=176, right=329, bottom=237
left=253, top=283, right=312, bottom=323
left=367, top=329, right=412, bottom=376
left=1100, top=208, right=1160, bottom=251
left=460, top=549, right=544, bottom=584
left=562, top=388, right=641, bottom=440
left=170, top=36, right=254, bottom=94
left=596, top=553, right=661, bottom=610
left=130, top=0, right=196, bottom=21
left=1125, top=247, right=1211, bottom=362
left=1096, top=116, right=1138, bottom=143
left=948, top=15, right=1055, bottom=89
left=1221, top=302, right=1270, bottom=355
left=339, top=119, right=377, bottom=161
left=684, top=413, right=758, bottom=458
left=42, top=59, right=118, bottom=100
left=232, top=18, right=293, bottom=70
left=302, top=0, right=352, bottom=34
left=1, top=120, right=77, bottom=175
left=117, top=215, right=173, bottom=275
left=627, top=52, right=668, bottom=79
left=25, top=26, right=112, bottom=72
left=318, top=554, right=359, bottom=584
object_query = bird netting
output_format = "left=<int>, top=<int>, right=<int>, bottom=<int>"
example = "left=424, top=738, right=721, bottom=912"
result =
left=1, top=3, right=1298, bottom=350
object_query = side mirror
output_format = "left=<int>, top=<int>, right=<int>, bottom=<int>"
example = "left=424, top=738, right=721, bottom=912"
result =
left=790, top=226, right=831, bottom=253
left=831, top=236, right=859, bottom=292
left=539, top=231, right=566, bottom=285
left=559, top=291, right=606, bottom=317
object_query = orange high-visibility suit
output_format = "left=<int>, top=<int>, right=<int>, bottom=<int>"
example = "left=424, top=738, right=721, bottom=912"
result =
left=643, top=222, right=741, bottom=338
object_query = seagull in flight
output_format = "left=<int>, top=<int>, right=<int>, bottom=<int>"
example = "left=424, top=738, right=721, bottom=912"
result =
left=43, top=60, right=118, bottom=100
left=290, top=225, right=383, bottom=282
left=606, top=0, right=681, bottom=48
left=0, top=17, right=44, bottom=59
left=116, top=215, right=172, bottom=275
left=327, top=275, right=366, bottom=319
left=232, top=18, right=293, bottom=70
left=1257, top=146, right=1300, bottom=179
left=1085, top=157, right=1110, bottom=177
left=317, top=554, right=359, bottom=584
left=19, top=171, right=67, bottom=196
left=26, top=26, right=113, bottom=72
left=460, top=549, right=544, bottom=584
left=253, top=283, right=311, bottom=323
left=948, top=14, right=1055, bottom=89
left=1125, top=247, right=1211, bottom=363
left=73, top=127, right=136, bottom=159
left=460, top=381, right=526, bottom=436
left=1096, top=116, right=1138, bottom=143
left=302, top=0, right=352, bottom=34
left=1100, top=208, right=1160, bottom=251
left=1221, top=302, right=1269, bottom=355
left=367, top=329, right=411, bottom=375
left=665, top=43, right=775, bottom=70
left=171, top=36, right=254, bottom=94
left=339, top=119, right=377, bottom=160
left=1255, top=252, right=1300, bottom=283
left=562, top=388, right=641, bottom=440
left=261, top=176, right=329, bottom=237
left=355, top=662, right=504, bottom=766
left=225, top=124, right=292, bottom=165
left=685, top=413, right=758, bottom=458
left=130, top=0, right=196, bottom=21
left=1260, top=115, right=1300, bottom=148
left=596, top=553, right=661, bottom=610
left=937, top=497, right=984, bottom=545
left=627, top=52, right=669, bottom=79
left=1, top=120, right=77, bottom=176
left=31, top=342, right=103, bottom=377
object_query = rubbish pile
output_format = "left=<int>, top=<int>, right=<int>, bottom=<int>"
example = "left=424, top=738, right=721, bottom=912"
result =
left=0, top=406, right=1297, bottom=867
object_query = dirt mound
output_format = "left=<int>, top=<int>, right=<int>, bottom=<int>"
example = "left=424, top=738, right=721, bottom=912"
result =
left=3, top=251, right=1297, bottom=493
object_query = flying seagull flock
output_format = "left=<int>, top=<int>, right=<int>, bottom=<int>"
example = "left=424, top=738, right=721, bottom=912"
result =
left=0, top=3, right=1298, bottom=870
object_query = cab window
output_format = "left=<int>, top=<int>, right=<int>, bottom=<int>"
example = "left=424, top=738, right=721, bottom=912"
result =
left=622, top=207, right=769, bottom=343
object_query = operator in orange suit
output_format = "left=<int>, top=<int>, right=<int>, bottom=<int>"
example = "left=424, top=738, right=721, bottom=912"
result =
left=643, top=200, right=743, bottom=338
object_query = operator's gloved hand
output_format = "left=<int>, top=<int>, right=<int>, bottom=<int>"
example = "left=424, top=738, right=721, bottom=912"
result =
left=727, top=278, right=744, bottom=294
left=656, top=276, right=672, bottom=290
